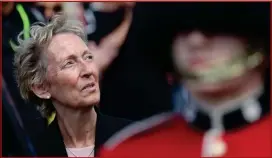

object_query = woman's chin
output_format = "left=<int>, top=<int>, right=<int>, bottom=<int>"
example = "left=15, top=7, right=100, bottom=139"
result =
left=88, top=96, right=100, bottom=106
left=79, top=94, right=100, bottom=107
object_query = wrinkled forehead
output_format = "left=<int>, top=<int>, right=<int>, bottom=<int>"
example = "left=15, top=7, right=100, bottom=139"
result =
left=46, top=33, right=88, bottom=63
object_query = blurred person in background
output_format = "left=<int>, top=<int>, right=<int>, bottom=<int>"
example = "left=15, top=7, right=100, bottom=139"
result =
left=2, top=2, right=49, bottom=146
left=100, top=2, right=270, bottom=157
left=82, top=2, right=135, bottom=73
left=3, top=78, right=37, bottom=156
left=95, top=2, right=174, bottom=121
left=13, top=13, right=132, bottom=157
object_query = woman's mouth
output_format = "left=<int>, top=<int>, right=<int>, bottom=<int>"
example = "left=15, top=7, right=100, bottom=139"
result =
left=82, top=82, right=96, bottom=93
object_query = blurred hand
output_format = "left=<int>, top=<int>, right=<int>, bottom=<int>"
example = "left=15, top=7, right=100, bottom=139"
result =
left=88, top=2, right=134, bottom=73
left=92, top=2, right=135, bottom=12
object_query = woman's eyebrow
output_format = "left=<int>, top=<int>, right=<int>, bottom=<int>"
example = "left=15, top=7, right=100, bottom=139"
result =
left=82, top=50, right=92, bottom=56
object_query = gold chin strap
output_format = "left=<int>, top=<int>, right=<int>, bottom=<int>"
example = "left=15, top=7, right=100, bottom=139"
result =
left=182, top=52, right=263, bottom=84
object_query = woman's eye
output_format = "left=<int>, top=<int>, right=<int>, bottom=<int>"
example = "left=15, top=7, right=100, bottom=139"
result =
left=85, top=55, right=93, bottom=60
left=63, top=60, right=74, bottom=68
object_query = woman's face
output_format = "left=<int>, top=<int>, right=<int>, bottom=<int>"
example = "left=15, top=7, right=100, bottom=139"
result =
left=45, top=33, right=100, bottom=108
left=172, top=31, right=246, bottom=74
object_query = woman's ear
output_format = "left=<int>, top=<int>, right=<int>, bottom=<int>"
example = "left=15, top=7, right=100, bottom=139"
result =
left=31, top=83, right=51, bottom=99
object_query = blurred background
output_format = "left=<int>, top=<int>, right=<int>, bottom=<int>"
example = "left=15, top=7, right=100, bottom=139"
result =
left=2, top=2, right=270, bottom=156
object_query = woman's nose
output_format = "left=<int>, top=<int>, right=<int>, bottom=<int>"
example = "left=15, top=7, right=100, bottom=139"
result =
left=187, top=31, right=207, bottom=49
left=80, top=62, right=93, bottom=78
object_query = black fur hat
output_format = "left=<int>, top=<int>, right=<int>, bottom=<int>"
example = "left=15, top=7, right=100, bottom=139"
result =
left=168, top=2, right=270, bottom=54
left=169, top=3, right=269, bottom=37
left=161, top=2, right=270, bottom=81
left=129, top=2, right=270, bottom=72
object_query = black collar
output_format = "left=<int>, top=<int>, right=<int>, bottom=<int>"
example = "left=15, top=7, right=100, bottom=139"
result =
left=38, top=107, right=104, bottom=156
left=175, top=83, right=270, bottom=132
left=35, top=106, right=132, bottom=157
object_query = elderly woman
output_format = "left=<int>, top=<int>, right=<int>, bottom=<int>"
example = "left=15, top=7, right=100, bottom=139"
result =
left=13, top=13, right=132, bottom=157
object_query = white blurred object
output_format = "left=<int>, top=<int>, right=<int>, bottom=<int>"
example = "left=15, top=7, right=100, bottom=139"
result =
left=91, top=2, right=120, bottom=12
left=91, top=2, right=135, bottom=12
left=202, top=129, right=227, bottom=157
left=84, top=3, right=97, bottom=35
left=62, top=2, right=96, bottom=35
left=91, top=2, right=105, bottom=12
left=62, top=2, right=82, bottom=19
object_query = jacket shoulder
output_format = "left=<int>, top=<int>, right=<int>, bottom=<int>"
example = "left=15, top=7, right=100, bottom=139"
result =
left=95, top=113, right=134, bottom=149
left=103, top=112, right=175, bottom=150
left=97, top=113, right=133, bottom=133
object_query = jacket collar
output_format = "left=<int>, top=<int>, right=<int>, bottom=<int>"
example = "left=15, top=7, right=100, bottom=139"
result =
left=41, top=106, right=107, bottom=156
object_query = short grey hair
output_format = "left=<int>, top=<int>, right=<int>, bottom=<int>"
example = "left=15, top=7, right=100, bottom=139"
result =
left=13, top=13, right=87, bottom=118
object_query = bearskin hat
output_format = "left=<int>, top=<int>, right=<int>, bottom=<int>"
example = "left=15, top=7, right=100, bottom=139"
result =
left=168, top=2, right=270, bottom=54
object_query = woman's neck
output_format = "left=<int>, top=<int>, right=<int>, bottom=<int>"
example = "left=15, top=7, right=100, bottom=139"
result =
left=54, top=105, right=97, bottom=148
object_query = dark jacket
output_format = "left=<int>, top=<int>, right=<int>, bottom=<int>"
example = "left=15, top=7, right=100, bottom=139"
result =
left=34, top=108, right=132, bottom=157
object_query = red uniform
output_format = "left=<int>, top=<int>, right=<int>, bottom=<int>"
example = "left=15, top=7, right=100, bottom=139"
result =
left=100, top=92, right=271, bottom=157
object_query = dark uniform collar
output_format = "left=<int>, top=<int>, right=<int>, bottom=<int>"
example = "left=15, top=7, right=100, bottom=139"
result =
left=176, top=82, right=270, bottom=132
